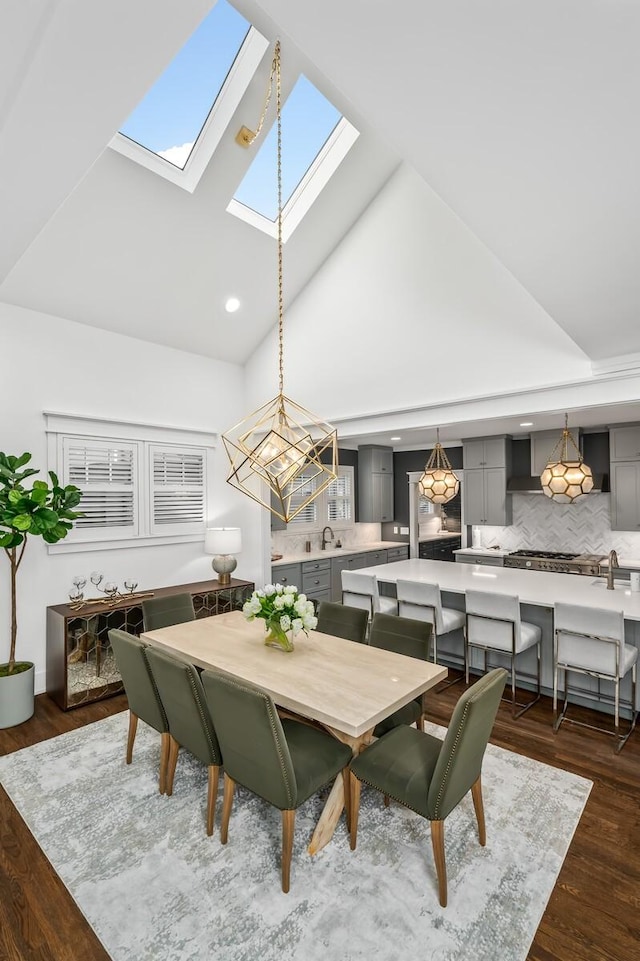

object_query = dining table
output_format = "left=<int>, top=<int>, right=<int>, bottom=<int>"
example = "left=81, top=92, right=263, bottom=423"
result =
left=141, top=609, right=447, bottom=853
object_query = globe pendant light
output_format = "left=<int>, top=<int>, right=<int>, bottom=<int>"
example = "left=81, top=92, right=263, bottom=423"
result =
left=418, top=429, right=460, bottom=504
left=222, top=41, right=338, bottom=523
left=541, top=414, right=593, bottom=503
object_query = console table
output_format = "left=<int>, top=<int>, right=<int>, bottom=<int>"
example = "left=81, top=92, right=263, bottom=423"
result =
left=46, top=577, right=254, bottom=710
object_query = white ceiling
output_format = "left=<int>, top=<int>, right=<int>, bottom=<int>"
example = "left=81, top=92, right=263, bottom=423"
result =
left=1, top=1, right=640, bottom=430
left=254, top=0, right=640, bottom=363
left=0, top=0, right=397, bottom=364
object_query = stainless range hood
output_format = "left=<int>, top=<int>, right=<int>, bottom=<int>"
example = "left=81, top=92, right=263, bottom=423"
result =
left=506, top=473, right=609, bottom=494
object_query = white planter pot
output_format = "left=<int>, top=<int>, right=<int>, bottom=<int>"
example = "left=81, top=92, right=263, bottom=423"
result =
left=0, top=663, right=35, bottom=728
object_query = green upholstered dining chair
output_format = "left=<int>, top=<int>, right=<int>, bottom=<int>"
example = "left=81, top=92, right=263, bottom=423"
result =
left=349, top=667, right=507, bottom=907
left=108, top=629, right=170, bottom=794
left=201, top=670, right=352, bottom=893
left=142, top=593, right=195, bottom=632
left=144, top=647, right=222, bottom=836
left=315, top=601, right=369, bottom=645
left=369, top=613, right=433, bottom=736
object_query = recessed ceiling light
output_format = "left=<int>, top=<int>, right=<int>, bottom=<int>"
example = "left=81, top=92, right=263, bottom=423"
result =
left=225, top=297, right=241, bottom=313
left=520, top=422, right=533, bottom=427
left=390, top=436, right=401, bottom=441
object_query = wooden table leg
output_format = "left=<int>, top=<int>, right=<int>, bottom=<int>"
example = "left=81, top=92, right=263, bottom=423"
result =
left=307, top=727, right=373, bottom=855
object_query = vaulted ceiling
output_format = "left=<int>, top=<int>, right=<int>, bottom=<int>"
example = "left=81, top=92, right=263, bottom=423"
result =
left=1, top=0, right=639, bottom=378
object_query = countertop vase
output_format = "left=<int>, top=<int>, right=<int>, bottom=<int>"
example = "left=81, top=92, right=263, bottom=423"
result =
left=264, top=617, right=295, bottom=652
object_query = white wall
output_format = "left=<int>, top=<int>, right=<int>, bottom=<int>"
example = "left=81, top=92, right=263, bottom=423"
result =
left=244, top=163, right=591, bottom=420
left=0, top=303, right=266, bottom=693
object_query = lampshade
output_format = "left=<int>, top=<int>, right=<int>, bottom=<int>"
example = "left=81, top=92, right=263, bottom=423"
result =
left=205, top=527, right=242, bottom=556
left=541, top=414, right=594, bottom=504
left=418, top=429, right=460, bottom=505
left=222, top=41, right=338, bottom=524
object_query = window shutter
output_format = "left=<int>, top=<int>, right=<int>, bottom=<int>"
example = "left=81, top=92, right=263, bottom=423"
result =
left=150, top=446, right=205, bottom=531
left=327, top=469, right=352, bottom=522
left=286, top=473, right=319, bottom=526
left=418, top=496, right=434, bottom=516
left=63, top=438, right=137, bottom=536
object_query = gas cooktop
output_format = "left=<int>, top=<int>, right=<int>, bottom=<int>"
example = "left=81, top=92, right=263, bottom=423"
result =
left=504, top=549, right=605, bottom=575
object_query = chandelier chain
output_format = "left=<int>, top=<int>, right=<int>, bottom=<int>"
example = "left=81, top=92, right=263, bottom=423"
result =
left=276, top=41, right=284, bottom=397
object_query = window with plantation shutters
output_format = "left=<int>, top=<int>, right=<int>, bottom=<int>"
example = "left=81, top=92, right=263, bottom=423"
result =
left=150, top=446, right=205, bottom=532
left=284, top=466, right=354, bottom=532
left=46, top=414, right=215, bottom=552
left=327, top=468, right=353, bottom=523
left=285, top=473, right=319, bottom=528
left=418, top=496, right=434, bottom=516
left=63, top=438, right=138, bottom=539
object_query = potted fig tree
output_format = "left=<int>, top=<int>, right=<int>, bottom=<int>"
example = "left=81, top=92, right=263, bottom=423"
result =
left=0, top=452, right=83, bottom=728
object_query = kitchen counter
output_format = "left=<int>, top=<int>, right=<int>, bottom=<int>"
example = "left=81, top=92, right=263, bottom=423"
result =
left=357, top=557, right=640, bottom=716
left=454, top=547, right=511, bottom=558
left=271, top=540, right=404, bottom=566
left=419, top=532, right=462, bottom=542
left=358, top=558, right=640, bottom=620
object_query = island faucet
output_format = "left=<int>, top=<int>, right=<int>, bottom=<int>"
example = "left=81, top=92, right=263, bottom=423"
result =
left=606, top=549, right=619, bottom=590
left=321, top=526, right=334, bottom=551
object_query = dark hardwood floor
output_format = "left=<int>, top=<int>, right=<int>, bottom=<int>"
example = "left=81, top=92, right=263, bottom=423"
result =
left=1, top=685, right=638, bottom=961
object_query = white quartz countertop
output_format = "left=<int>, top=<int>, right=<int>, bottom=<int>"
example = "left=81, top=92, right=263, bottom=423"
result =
left=271, top=541, right=405, bottom=566
left=357, top=557, right=640, bottom=620
left=454, top=547, right=511, bottom=557
left=419, top=533, right=462, bottom=542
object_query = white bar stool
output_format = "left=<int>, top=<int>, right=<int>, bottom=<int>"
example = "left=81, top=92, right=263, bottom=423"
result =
left=465, top=590, right=541, bottom=718
left=554, top=602, right=638, bottom=753
left=396, top=579, right=466, bottom=687
left=341, top=570, right=397, bottom=619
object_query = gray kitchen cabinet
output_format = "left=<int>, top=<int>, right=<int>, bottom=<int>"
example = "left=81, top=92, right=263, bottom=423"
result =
left=359, top=445, right=394, bottom=522
left=330, top=551, right=374, bottom=601
left=530, top=429, right=565, bottom=476
left=301, top=558, right=331, bottom=603
left=387, top=545, right=409, bottom=563
left=455, top=552, right=504, bottom=567
left=463, top=467, right=511, bottom=526
left=271, top=563, right=301, bottom=587
left=610, top=425, right=640, bottom=462
left=363, top=548, right=388, bottom=566
left=462, top=436, right=510, bottom=470
left=419, top=537, right=461, bottom=562
left=610, top=462, right=640, bottom=531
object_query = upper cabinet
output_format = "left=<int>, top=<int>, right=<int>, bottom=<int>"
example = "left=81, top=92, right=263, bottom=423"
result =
left=530, top=429, right=567, bottom=476
left=359, top=445, right=394, bottom=522
left=610, top=426, right=640, bottom=531
left=610, top=426, right=640, bottom=462
left=462, top=437, right=509, bottom=470
left=462, top=436, right=512, bottom=527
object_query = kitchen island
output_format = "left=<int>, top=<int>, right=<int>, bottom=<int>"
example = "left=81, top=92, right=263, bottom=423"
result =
left=358, top=558, right=640, bottom=716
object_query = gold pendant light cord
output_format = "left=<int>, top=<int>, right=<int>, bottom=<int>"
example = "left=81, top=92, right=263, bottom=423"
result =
left=275, top=42, right=284, bottom=399
left=242, top=41, right=285, bottom=402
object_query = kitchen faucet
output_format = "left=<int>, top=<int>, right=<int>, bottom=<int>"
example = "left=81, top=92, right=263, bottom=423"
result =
left=321, top=526, right=334, bottom=551
left=606, top=549, right=619, bottom=590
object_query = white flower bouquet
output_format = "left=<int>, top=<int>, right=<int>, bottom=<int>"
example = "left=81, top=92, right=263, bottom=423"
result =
left=242, top=583, right=318, bottom=651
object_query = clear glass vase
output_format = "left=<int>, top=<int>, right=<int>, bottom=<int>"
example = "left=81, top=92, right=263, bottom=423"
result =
left=264, top=617, right=295, bottom=652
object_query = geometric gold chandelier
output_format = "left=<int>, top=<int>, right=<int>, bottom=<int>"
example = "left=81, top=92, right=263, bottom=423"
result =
left=417, top=428, right=460, bottom=504
left=222, top=41, right=338, bottom=523
left=540, top=413, right=593, bottom=503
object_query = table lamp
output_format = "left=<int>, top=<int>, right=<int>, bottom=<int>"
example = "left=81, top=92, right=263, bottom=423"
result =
left=205, top=527, right=242, bottom=585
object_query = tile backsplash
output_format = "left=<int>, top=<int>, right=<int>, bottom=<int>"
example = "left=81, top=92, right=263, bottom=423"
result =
left=271, top=523, right=382, bottom=556
left=476, top=493, right=640, bottom=557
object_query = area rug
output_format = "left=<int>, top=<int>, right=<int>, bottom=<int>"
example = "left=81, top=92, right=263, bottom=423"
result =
left=0, top=712, right=591, bottom=961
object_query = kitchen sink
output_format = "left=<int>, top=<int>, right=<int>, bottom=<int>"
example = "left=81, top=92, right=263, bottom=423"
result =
left=590, top=578, right=630, bottom=590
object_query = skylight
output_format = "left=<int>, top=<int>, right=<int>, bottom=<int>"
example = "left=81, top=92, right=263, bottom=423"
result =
left=110, top=1, right=268, bottom=192
left=228, top=75, right=359, bottom=240
left=120, top=1, right=249, bottom=168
